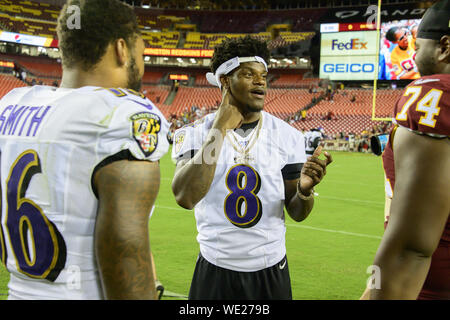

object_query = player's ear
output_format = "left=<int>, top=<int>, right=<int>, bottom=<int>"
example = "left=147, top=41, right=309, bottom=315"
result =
left=437, top=35, right=450, bottom=63
left=114, top=38, right=129, bottom=67
left=220, top=75, right=229, bottom=89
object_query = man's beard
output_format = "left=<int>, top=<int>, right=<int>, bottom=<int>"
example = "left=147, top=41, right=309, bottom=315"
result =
left=127, top=56, right=142, bottom=91
left=416, top=54, right=437, bottom=76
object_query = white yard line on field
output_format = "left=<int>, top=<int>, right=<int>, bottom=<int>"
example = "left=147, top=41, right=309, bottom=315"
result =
left=154, top=205, right=382, bottom=240
left=285, top=223, right=382, bottom=240
left=318, top=195, right=384, bottom=206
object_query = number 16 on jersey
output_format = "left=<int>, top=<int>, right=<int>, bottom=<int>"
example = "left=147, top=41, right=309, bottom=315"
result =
left=0, top=150, right=66, bottom=281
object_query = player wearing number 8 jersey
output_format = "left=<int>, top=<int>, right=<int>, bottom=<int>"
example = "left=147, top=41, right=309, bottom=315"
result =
left=171, top=36, right=332, bottom=299
left=0, top=0, right=169, bottom=299
left=367, top=0, right=450, bottom=300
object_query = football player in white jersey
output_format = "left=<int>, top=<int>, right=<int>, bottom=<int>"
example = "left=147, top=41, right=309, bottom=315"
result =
left=0, top=0, right=169, bottom=299
left=171, top=36, right=332, bottom=299
left=304, top=128, right=324, bottom=156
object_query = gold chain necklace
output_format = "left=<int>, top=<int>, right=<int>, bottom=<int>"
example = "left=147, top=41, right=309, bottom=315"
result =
left=226, top=117, right=263, bottom=164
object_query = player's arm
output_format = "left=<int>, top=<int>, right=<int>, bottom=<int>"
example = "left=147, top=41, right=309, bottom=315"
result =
left=370, top=127, right=450, bottom=299
left=360, top=193, right=392, bottom=300
left=94, top=159, right=160, bottom=300
left=390, top=53, right=403, bottom=79
left=399, top=70, right=418, bottom=80
left=284, top=146, right=332, bottom=222
left=172, top=88, right=243, bottom=210
left=171, top=133, right=224, bottom=210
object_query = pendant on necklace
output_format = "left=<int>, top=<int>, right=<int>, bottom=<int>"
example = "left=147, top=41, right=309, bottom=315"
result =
left=233, top=153, right=254, bottom=164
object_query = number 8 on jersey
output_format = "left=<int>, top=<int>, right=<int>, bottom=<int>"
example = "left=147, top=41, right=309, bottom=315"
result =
left=224, top=164, right=263, bottom=228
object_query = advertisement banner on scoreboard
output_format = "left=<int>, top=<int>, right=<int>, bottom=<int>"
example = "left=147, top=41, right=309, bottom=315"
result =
left=144, top=48, right=214, bottom=58
left=320, top=31, right=378, bottom=57
left=0, top=30, right=57, bottom=47
left=320, top=55, right=378, bottom=81
left=320, top=3, right=433, bottom=23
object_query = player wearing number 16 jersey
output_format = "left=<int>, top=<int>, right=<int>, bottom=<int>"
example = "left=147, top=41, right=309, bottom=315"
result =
left=0, top=0, right=169, bottom=299
left=368, top=0, right=450, bottom=300
left=171, top=36, right=332, bottom=300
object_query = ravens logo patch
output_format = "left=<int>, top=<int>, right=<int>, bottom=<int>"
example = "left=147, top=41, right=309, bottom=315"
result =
left=174, top=130, right=186, bottom=154
left=130, top=112, right=161, bottom=157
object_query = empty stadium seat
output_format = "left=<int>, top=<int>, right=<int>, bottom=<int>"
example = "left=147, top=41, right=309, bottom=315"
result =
left=0, top=73, right=27, bottom=98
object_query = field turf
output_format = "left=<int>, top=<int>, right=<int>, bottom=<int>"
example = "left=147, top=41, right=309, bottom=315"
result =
left=0, top=148, right=386, bottom=300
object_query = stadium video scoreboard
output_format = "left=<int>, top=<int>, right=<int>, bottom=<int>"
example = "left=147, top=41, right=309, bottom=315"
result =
left=319, top=22, right=378, bottom=81
left=319, top=19, right=422, bottom=81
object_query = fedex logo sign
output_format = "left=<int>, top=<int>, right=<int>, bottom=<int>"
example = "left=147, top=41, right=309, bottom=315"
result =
left=331, top=38, right=368, bottom=50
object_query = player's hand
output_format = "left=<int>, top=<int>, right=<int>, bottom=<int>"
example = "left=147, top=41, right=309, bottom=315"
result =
left=299, top=146, right=333, bottom=195
left=213, top=87, right=243, bottom=132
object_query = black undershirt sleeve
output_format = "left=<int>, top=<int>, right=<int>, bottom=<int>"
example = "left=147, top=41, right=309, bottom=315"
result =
left=91, top=149, right=144, bottom=199
left=281, top=163, right=303, bottom=180
left=176, top=149, right=198, bottom=163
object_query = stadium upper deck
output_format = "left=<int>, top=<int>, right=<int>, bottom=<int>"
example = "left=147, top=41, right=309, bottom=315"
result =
left=0, top=0, right=431, bottom=137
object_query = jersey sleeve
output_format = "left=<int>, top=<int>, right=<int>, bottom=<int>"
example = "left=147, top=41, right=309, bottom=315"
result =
left=280, top=126, right=307, bottom=180
left=393, top=75, right=450, bottom=138
left=171, top=116, right=210, bottom=163
left=171, top=126, right=201, bottom=163
left=286, top=128, right=307, bottom=165
left=97, top=95, right=170, bottom=163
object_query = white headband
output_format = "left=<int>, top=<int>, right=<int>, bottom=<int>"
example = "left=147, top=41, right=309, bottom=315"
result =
left=206, top=56, right=268, bottom=88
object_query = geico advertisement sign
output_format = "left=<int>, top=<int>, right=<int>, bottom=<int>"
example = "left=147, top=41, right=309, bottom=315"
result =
left=321, top=31, right=378, bottom=56
left=319, top=56, right=377, bottom=80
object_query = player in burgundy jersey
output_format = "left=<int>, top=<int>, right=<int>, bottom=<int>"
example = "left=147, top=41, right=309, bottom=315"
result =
left=367, top=0, right=450, bottom=299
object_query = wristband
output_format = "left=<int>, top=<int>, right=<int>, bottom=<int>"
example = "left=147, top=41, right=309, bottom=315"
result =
left=297, top=182, right=314, bottom=201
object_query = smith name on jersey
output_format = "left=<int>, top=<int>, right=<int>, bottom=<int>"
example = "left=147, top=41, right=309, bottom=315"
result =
left=172, top=111, right=306, bottom=272
left=0, top=85, right=169, bottom=299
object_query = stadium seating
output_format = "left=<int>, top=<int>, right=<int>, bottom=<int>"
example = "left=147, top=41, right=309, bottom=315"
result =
left=167, top=86, right=221, bottom=115
left=142, top=31, right=180, bottom=48
left=309, top=89, right=401, bottom=118
left=0, top=73, right=27, bottom=98
left=0, top=0, right=59, bottom=36
left=264, top=88, right=318, bottom=118
left=183, top=31, right=313, bottom=50
left=142, top=71, right=165, bottom=85
left=0, top=0, right=60, bottom=21
left=4, top=54, right=62, bottom=78
left=142, top=84, right=171, bottom=111
left=0, top=0, right=402, bottom=140
left=1, top=1, right=321, bottom=55
left=290, top=114, right=387, bottom=136
left=269, top=31, right=315, bottom=49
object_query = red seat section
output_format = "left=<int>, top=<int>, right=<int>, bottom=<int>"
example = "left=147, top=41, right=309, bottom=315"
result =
left=0, top=73, right=27, bottom=98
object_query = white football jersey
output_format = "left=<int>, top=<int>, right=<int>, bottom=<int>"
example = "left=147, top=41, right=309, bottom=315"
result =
left=172, top=111, right=306, bottom=272
left=304, top=130, right=323, bottom=155
left=0, top=85, right=169, bottom=299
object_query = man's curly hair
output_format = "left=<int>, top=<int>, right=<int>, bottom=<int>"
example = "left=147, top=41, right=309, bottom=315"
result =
left=210, top=35, right=270, bottom=73
left=57, top=0, right=140, bottom=70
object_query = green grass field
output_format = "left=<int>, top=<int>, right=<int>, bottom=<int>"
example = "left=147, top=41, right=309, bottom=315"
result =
left=0, top=148, right=386, bottom=300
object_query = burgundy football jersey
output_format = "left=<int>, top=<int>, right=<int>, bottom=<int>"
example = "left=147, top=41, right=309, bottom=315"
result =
left=383, top=74, right=450, bottom=299
left=394, top=74, right=450, bottom=138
